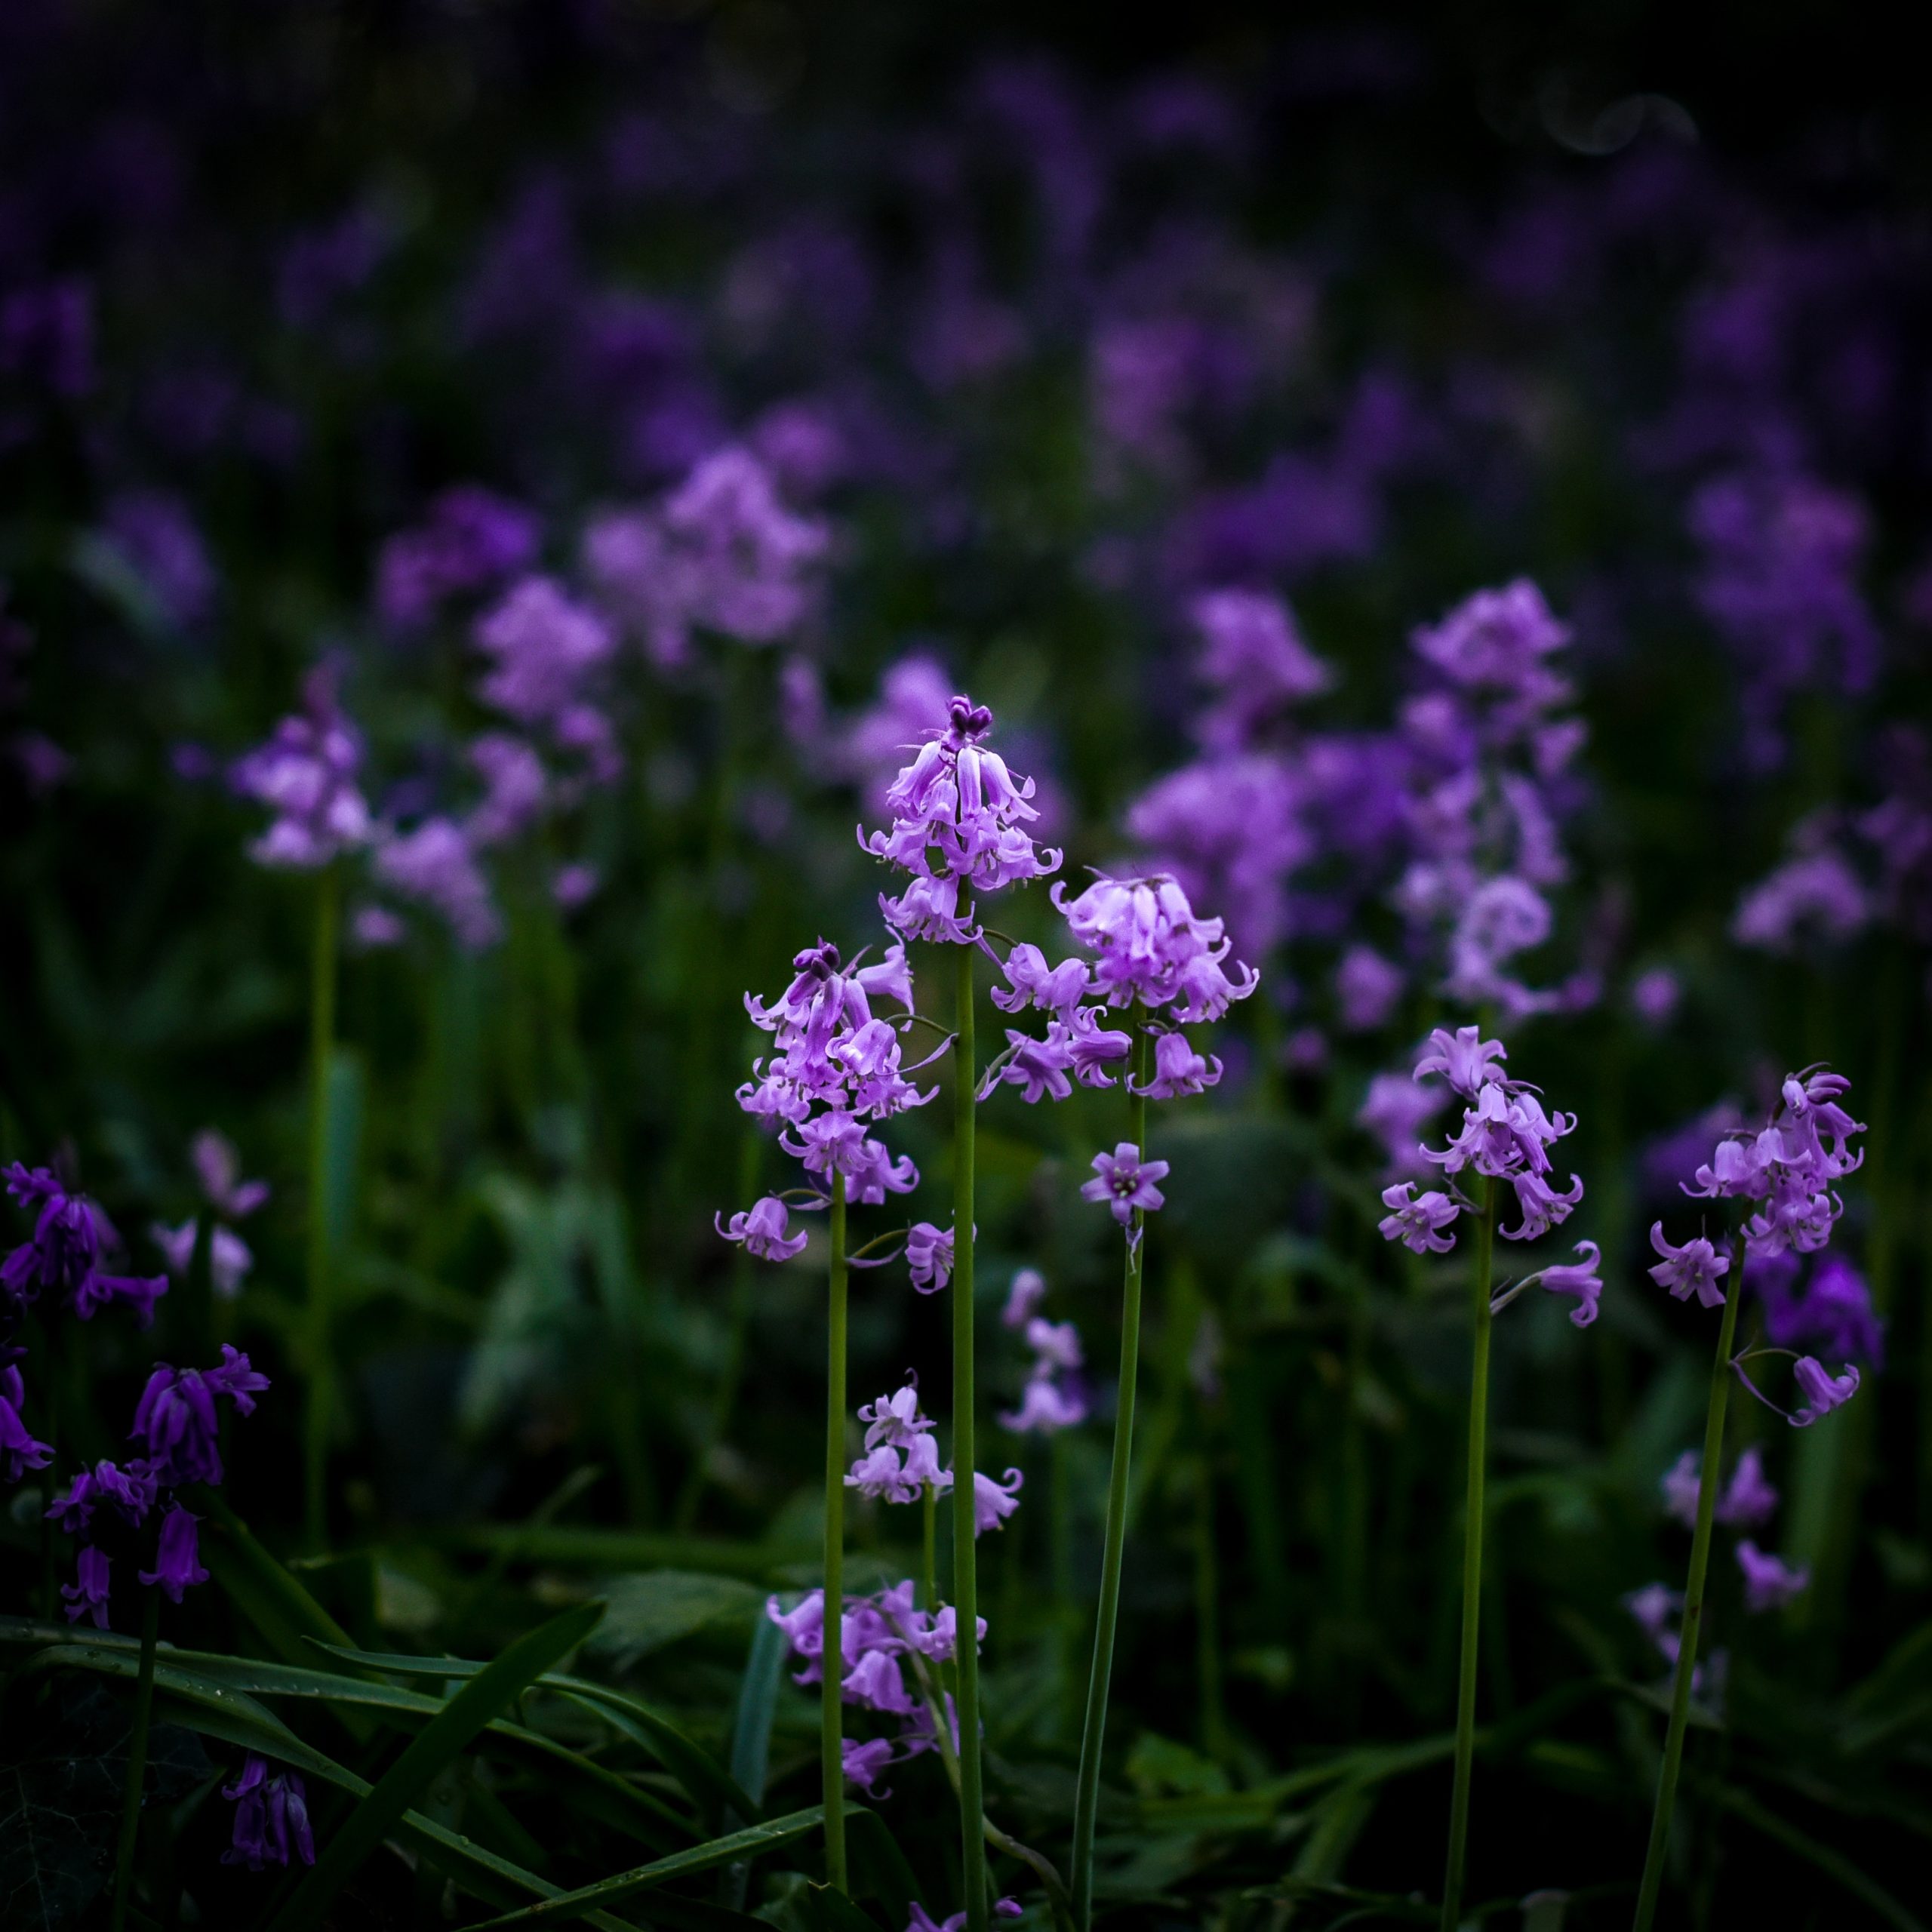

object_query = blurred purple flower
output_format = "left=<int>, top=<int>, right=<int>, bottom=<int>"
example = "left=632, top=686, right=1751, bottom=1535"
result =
left=377, top=487, right=540, bottom=632
left=1736, top=1540, right=1809, bottom=1611
left=229, top=666, right=373, bottom=869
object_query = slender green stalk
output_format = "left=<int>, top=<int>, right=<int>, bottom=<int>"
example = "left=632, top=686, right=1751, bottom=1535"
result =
left=110, top=1586, right=162, bottom=1932
left=303, top=862, right=340, bottom=1551
left=1070, top=1011, right=1151, bottom=1931
left=1632, top=1236, right=1746, bottom=1932
left=822, top=1171, right=849, bottom=1895
left=921, top=1480, right=939, bottom=1614
left=952, top=941, right=989, bottom=1932
left=1441, top=1175, right=1497, bottom=1932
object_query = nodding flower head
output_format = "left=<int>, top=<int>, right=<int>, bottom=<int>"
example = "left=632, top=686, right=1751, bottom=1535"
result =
left=862, top=692, right=1060, bottom=940
left=1789, top=1355, right=1860, bottom=1426
left=3, top=1164, right=168, bottom=1327
left=715, top=1197, right=810, bottom=1263
left=1648, top=1223, right=1731, bottom=1309
left=1681, top=1066, right=1864, bottom=1261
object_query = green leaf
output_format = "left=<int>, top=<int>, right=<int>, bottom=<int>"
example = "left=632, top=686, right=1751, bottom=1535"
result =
left=2, top=1610, right=629, bottom=1926
left=467, top=1808, right=826, bottom=1927
left=1709, top=1783, right=1927, bottom=1932
left=266, top=1600, right=606, bottom=1932
left=802, top=1883, right=887, bottom=1931
left=188, top=1488, right=376, bottom=1743
left=586, top=1571, right=764, bottom=1667
left=729, top=1615, right=788, bottom=1810
left=302, top=1639, right=757, bottom=1826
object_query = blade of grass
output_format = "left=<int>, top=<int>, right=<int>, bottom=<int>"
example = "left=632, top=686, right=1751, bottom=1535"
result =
left=301, top=1639, right=755, bottom=1825
left=1706, top=1783, right=1926, bottom=1931
left=266, top=1599, right=605, bottom=1932
left=468, top=1809, right=827, bottom=1928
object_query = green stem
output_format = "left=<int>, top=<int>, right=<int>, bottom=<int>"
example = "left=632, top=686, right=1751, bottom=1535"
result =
left=303, top=863, right=340, bottom=1551
left=952, top=941, right=989, bottom=1932
left=1441, top=1176, right=1497, bottom=1932
left=110, top=1587, right=161, bottom=1932
left=822, top=1171, right=849, bottom=1895
left=1632, top=1236, right=1746, bottom=1932
left=1070, top=1009, right=1151, bottom=1931
left=921, top=1481, right=939, bottom=1616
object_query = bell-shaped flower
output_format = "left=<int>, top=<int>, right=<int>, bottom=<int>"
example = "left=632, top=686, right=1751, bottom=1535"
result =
left=1789, top=1356, right=1860, bottom=1426
left=1648, top=1224, right=1730, bottom=1309
left=715, top=1197, right=810, bottom=1263
left=140, top=1506, right=209, bottom=1602
left=1379, top=1183, right=1460, bottom=1254
left=1131, top=1030, right=1223, bottom=1099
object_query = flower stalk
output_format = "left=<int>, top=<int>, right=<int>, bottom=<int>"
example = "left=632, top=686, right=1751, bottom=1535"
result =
left=109, top=1584, right=162, bottom=1932
left=1441, top=1174, right=1497, bottom=1932
left=952, top=940, right=989, bottom=1932
left=1070, top=1010, right=1151, bottom=1931
left=1631, top=1233, right=1746, bottom=1932
left=822, top=1170, right=849, bottom=1894
left=303, top=860, right=340, bottom=1549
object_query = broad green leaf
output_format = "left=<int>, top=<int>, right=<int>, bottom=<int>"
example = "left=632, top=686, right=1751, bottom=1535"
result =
left=426, top=1523, right=814, bottom=1577
left=587, top=1571, right=764, bottom=1666
left=729, top=1615, right=788, bottom=1809
left=469, top=1808, right=826, bottom=1927
left=267, top=1600, right=606, bottom=1932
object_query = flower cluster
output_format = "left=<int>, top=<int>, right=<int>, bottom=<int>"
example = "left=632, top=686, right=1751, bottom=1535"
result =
left=4, top=1163, right=168, bottom=1329
left=1394, top=581, right=1592, bottom=1020
left=1680, top=1066, right=1864, bottom=1259
left=843, top=1380, right=1023, bottom=1533
left=999, top=1272, right=1087, bottom=1435
left=48, top=1344, right=269, bottom=1626
left=583, top=444, right=829, bottom=667
left=376, top=484, right=540, bottom=632
left=1635, top=1441, right=1807, bottom=1666
left=768, top=1577, right=986, bottom=1792
left=860, top=694, right=1060, bottom=945
left=149, top=1129, right=269, bottom=1301
left=229, top=664, right=373, bottom=870
left=723, top=939, right=931, bottom=1230
left=1377, top=1025, right=1585, bottom=1251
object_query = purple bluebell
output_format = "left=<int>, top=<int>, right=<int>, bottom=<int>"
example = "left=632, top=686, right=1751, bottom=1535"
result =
left=1378, top=1183, right=1460, bottom=1254
left=140, top=1506, right=209, bottom=1602
left=1789, top=1356, right=1860, bottom=1426
left=1736, top=1540, right=1810, bottom=1611
left=715, top=1198, right=810, bottom=1262
left=376, top=486, right=540, bottom=632
left=1648, top=1226, right=1730, bottom=1309
left=221, top=1756, right=316, bottom=1871
left=0, top=1359, right=52, bottom=1481
left=3, top=1164, right=168, bottom=1327
left=1081, top=1143, right=1169, bottom=1227
left=230, top=665, right=373, bottom=869
left=62, top=1546, right=112, bottom=1628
